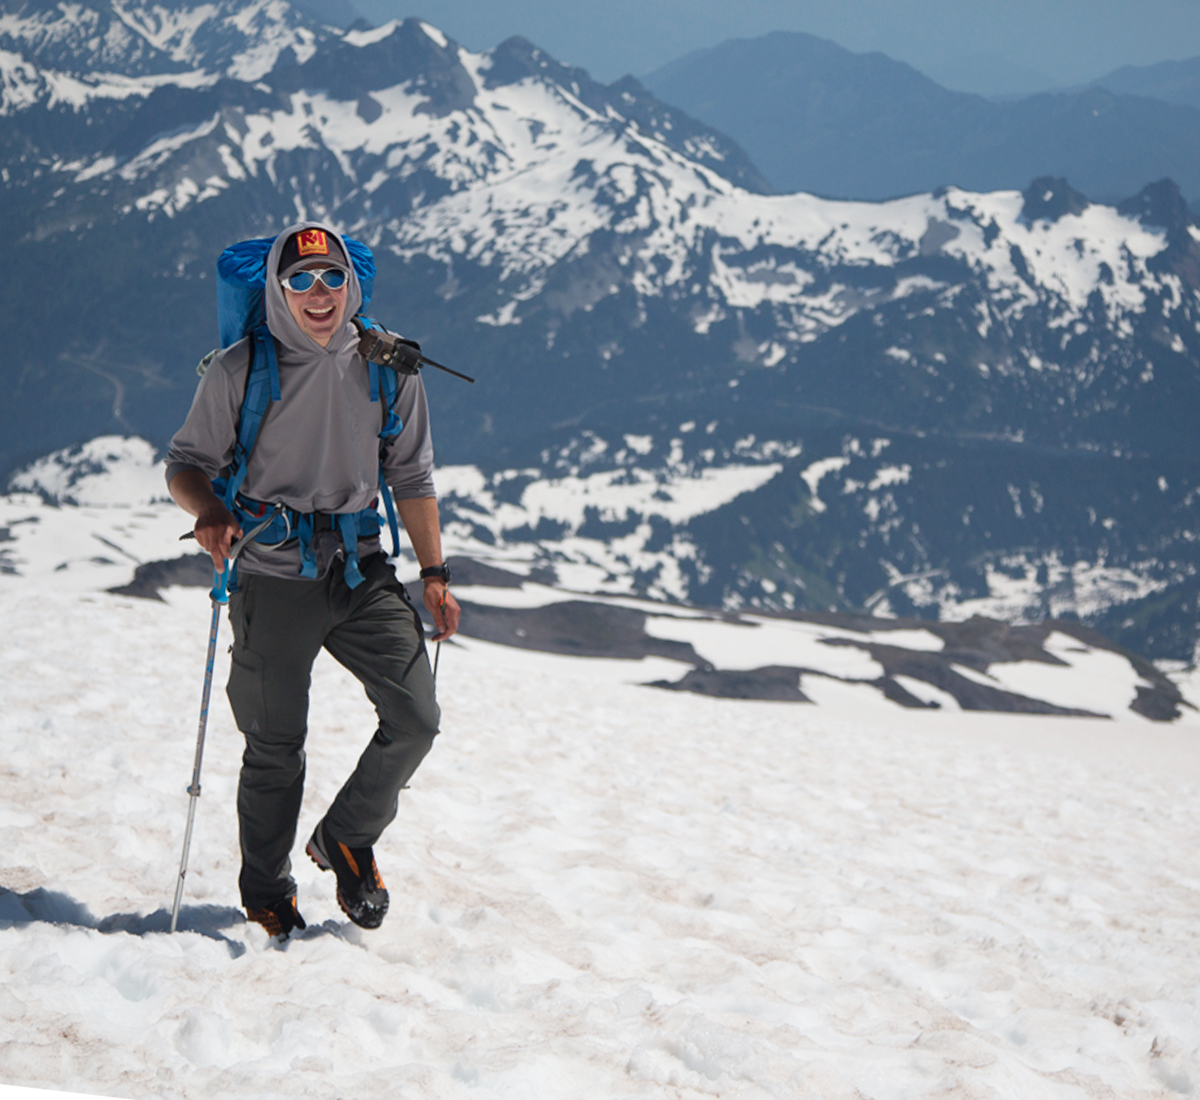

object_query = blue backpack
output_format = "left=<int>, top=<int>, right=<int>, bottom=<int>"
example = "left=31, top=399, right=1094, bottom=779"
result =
left=211, top=234, right=403, bottom=590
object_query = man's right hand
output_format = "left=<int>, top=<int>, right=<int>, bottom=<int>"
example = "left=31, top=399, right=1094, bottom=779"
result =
left=194, top=504, right=243, bottom=570
left=168, top=469, right=244, bottom=570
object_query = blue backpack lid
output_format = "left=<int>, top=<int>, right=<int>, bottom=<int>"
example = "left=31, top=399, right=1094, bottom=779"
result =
left=344, top=238, right=376, bottom=306
left=215, top=233, right=376, bottom=348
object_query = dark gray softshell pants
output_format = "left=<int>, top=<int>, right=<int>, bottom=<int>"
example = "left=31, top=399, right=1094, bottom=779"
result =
left=226, top=553, right=439, bottom=909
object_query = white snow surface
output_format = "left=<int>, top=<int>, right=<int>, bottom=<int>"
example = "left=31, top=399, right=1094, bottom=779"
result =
left=3, top=442, right=1200, bottom=1098
left=2, top=535, right=1200, bottom=1099
left=971, top=631, right=1159, bottom=718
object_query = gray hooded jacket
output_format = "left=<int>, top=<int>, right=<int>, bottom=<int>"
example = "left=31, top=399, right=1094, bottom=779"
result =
left=165, top=221, right=437, bottom=580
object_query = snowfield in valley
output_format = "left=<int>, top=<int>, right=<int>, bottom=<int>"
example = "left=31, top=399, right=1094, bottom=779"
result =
left=1, top=445, right=1199, bottom=1099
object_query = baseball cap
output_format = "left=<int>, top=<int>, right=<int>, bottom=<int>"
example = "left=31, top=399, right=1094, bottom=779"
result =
left=278, top=227, right=350, bottom=279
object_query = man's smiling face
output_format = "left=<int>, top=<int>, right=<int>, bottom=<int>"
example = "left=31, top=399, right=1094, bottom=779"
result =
left=283, top=261, right=349, bottom=347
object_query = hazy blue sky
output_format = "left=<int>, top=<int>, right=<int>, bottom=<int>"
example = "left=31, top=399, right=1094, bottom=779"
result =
left=352, top=0, right=1200, bottom=94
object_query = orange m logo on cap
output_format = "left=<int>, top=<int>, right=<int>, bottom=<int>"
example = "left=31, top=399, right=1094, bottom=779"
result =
left=297, top=229, right=329, bottom=256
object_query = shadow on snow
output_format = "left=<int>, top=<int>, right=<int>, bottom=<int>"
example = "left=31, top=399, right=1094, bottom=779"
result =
left=0, top=885, right=248, bottom=957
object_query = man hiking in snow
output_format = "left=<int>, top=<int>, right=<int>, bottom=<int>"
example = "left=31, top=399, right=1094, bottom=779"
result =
left=165, top=222, right=460, bottom=938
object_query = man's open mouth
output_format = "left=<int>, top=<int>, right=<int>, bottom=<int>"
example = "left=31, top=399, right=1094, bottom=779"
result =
left=305, top=305, right=335, bottom=319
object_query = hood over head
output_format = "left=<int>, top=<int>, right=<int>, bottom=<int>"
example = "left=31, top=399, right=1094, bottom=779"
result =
left=265, top=221, right=363, bottom=361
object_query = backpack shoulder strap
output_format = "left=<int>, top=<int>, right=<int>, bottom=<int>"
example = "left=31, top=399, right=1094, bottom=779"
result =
left=221, top=325, right=281, bottom=508
left=360, top=317, right=405, bottom=559
left=377, top=366, right=402, bottom=438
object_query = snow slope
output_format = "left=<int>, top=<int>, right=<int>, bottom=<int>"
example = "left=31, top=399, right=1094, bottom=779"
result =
left=1, top=441, right=1200, bottom=1100
left=2, top=552, right=1200, bottom=1099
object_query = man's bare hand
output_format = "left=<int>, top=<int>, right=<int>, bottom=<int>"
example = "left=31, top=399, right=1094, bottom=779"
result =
left=424, top=580, right=460, bottom=642
left=169, top=469, right=243, bottom=569
left=194, top=504, right=243, bottom=570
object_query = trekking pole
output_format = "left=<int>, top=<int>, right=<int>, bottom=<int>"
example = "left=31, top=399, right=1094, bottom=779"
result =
left=433, top=589, right=446, bottom=683
left=170, top=505, right=283, bottom=933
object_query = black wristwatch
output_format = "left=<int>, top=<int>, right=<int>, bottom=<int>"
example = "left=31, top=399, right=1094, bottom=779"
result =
left=420, top=563, right=451, bottom=584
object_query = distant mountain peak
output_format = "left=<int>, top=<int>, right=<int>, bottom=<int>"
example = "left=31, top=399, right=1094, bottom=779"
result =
left=482, top=35, right=570, bottom=89
left=1091, top=55, right=1200, bottom=111
left=475, top=33, right=773, bottom=194
left=642, top=29, right=1200, bottom=206
left=1021, top=177, right=1090, bottom=223
left=270, top=16, right=474, bottom=109
left=1119, top=177, right=1195, bottom=233
left=1118, top=178, right=1200, bottom=280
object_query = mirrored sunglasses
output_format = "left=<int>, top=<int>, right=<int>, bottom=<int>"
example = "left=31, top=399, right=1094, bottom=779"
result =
left=279, top=268, right=348, bottom=292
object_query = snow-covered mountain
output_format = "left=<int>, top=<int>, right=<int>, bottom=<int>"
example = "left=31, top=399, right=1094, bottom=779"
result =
left=1, top=0, right=1199, bottom=663
left=0, top=0, right=329, bottom=87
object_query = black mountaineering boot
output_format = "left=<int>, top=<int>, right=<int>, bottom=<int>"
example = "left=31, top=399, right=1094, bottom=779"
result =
left=306, top=820, right=390, bottom=929
left=245, top=896, right=307, bottom=939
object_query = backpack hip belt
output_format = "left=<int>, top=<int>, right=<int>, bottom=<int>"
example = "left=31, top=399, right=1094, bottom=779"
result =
left=223, top=491, right=395, bottom=589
